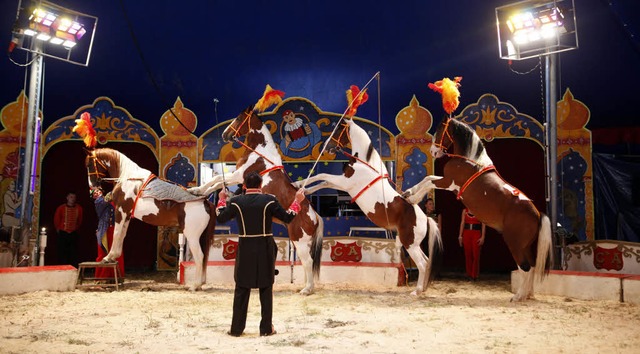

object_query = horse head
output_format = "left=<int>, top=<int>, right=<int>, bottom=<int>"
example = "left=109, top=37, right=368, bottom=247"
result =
left=85, top=150, right=109, bottom=188
left=431, top=117, right=455, bottom=158
left=325, top=118, right=352, bottom=154
left=85, top=148, right=122, bottom=188
left=222, top=106, right=262, bottom=142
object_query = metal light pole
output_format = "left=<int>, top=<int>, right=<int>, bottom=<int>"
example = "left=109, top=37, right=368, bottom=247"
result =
left=10, top=1, right=98, bottom=265
left=545, top=53, right=559, bottom=263
left=20, top=41, right=44, bottom=256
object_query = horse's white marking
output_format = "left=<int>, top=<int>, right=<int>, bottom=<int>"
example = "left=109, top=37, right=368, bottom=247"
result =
left=446, top=180, right=460, bottom=192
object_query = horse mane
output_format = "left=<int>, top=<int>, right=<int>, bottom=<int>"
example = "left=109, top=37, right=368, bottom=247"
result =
left=345, top=119, right=386, bottom=171
left=94, top=148, right=150, bottom=182
left=450, top=119, right=488, bottom=162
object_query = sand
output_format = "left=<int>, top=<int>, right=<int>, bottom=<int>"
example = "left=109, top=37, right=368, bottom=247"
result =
left=1, top=272, right=639, bottom=353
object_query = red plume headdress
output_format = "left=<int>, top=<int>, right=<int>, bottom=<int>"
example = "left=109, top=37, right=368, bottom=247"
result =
left=345, top=85, right=369, bottom=117
left=254, top=84, right=285, bottom=113
left=428, top=76, right=462, bottom=115
left=72, top=112, right=97, bottom=149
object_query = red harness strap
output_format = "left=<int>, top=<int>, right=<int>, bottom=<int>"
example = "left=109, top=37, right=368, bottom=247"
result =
left=457, top=165, right=495, bottom=200
left=131, top=174, right=156, bottom=218
left=259, top=165, right=284, bottom=176
left=351, top=174, right=389, bottom=204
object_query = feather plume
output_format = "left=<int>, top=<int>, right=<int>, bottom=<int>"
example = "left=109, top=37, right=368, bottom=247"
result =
left=72, top=112, right=97, bottom=149
left=345, top=85, right=369, bottom=117
left=254, top=84, right=285, bottom=113
left=428, top=76, right=462, bottom=115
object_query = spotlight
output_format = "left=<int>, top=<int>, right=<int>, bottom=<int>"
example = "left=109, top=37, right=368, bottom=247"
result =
left=496, top=0, right=578, bottom=60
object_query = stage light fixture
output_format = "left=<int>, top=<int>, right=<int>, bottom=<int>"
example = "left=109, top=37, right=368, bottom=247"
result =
left=10, top=0, right=98, bottom=66
left=496, top=1, right=579, bottom=264
left=496, top=0, right=577, bottom=60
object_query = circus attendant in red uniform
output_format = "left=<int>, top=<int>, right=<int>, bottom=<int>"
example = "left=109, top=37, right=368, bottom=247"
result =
left=54, top=191, right=83, bottom=267
left=92, top=187, right=124, bottom=278
left=458, top=208, right=485, bottom=281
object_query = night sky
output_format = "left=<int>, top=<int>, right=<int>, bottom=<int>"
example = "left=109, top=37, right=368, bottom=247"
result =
left=1, top=0, right=639, bottom=138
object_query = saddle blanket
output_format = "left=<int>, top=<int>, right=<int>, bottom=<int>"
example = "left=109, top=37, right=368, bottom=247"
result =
left=142, top=178, right=207, bottom=203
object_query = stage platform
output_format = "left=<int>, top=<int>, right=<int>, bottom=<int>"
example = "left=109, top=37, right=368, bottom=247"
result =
left=0, top=265, right=77, bottom=295
left=511, top=270, right=640, bottom=303
left=180, top=235, right=402, bottom=288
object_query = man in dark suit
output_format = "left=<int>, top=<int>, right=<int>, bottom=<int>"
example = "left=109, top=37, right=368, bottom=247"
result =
left=216, top=171, right=305, bottom=337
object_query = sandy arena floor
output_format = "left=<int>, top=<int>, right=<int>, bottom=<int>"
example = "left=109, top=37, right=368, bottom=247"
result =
left=1, top=271, right=639, bottom=353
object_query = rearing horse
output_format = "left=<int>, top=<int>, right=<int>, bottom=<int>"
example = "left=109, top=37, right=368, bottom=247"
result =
left=403, top=117, right=553, bottom=301
left=293, top=117, right=443, bottom=296
left=188, top=107, right=324, bottom=295
left=86, top=148, right=216, bottom=291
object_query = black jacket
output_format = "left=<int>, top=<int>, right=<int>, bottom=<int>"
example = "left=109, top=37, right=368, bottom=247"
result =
left=216, top=192, right=297, bottom=288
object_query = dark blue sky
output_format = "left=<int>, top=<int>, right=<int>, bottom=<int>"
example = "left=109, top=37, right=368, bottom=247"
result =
left=1, top=0, right=639, bottom=137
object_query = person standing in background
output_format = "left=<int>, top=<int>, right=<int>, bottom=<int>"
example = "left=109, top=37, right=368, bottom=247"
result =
left=54, top=191, right=83, bottom=267
left=458, top=208, right=485, bottom=281
left=92, top=187, right=124, bottom=278
left=420, top=197, right=442, bottom=257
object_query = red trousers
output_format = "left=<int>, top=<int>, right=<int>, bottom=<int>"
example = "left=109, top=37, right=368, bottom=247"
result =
left=462, top=229, right=482, bottom=279
left=95, top=226, right=125, bottom=278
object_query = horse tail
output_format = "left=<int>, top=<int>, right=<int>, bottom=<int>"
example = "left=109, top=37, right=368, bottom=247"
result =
left=425, top=216, right=444, bottom=287
left=311, top=213, right=324, bottom=279
left=534, top=213, right=553, bottom=281
left=200, top=200, right=217, bottom=280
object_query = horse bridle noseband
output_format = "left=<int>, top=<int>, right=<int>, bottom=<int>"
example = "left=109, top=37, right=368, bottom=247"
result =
left=227, top=111, right=253, bottom=141
left=433, top=118, right=454, bottom=153
left=88, top=155, right=109, bottom=184
left=329, top=122, right=352, bottom=151
left=226, top=110, right=279, bottom=166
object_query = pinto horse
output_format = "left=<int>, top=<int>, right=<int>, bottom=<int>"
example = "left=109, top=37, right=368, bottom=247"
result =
left=86, top=148, right=216, bottom=291
left=403, top=117, right=553, bottom=301
left=293, top=117, right=443, bottom=296
left=188, top=107, right=324, bottom=295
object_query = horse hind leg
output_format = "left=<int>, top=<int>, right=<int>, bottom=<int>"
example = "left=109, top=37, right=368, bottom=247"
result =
left=183, top=219, right=208, bottom=291
left=405, top=244, right=428, bottom=296
left=512, top=267, right=535, bottom=302
left=293, top=238, right=315, bottom=295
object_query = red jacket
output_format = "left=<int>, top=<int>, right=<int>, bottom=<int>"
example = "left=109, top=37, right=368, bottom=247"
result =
left=54, top=204, right=83, bottom=233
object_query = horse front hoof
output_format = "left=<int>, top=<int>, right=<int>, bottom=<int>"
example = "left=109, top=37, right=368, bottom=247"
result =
left=401, top=190, right=412, bottom=198
left=100, top=258, right=114, bottom=264
left=410, top=290, right=419, bottom=296
left=299, top=287, right=313, bottom=296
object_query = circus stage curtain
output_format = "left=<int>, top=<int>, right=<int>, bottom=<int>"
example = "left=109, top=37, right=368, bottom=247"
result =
left=593, top=153, right=640, bottom=242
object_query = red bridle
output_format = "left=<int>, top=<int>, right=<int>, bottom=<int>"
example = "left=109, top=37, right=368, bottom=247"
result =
left=433, top=118, right=454, bottom=154
left=329, top=122, right=352, bottom=151
left=227, top=110, right=279, bottom=166
left=88, top=155, right=109, bottom=184
left=227, top=111, right=253, bottom=139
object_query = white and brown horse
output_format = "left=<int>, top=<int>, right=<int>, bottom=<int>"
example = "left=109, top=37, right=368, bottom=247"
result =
left=403, top=117, right=553, bottom=301
left=293, top=117, right=443, bottom=296
left=86, top=148, right=216, bottom=291
left=188, top=107, right=324, bottom=295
